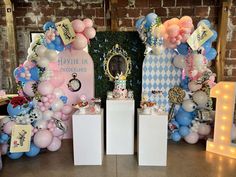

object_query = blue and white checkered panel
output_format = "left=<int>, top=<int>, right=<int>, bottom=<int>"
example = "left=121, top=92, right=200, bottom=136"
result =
left=142, top=49, right=182, bottom=110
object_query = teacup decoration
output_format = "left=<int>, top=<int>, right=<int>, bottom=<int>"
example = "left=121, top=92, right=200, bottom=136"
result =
left=74, top=95, right=89, bottom=114
left=140, top=101, right=156, bottom=114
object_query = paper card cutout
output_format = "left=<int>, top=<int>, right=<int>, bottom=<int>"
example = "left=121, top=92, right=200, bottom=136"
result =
left=187, top=23, right=213, bottom=51
left=10, top=125, right=32, bottom=153
left=56, top=19, right=76, bottom=45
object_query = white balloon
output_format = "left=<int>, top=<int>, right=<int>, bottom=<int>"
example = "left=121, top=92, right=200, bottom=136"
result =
left=173, top=55, right=186, bottom=69
left=188, top=81, right=202, bottom=92
left=182, top=99, right=197, bottom=112
left=35, top=119, right=48, bottom=130
left=193, top=91, right=208, bottom=107
left=51, top=99, right=64, bottom=112
left=44, top=50, right=58, bottom=62
left=37, top=58, right=49, bottom=68
left=198, top=123, right=211, bottom=136
left=36, top=45, right=47, bottom=57
left=53, top=88, right=65, bottom=98
left=192, top=54, right=207, bottom=72
left=42, top=110, right=54, bottom=120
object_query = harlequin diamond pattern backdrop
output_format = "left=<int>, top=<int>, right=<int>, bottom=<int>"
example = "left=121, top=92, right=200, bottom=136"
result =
left=142, top=49, right=182, bottom=110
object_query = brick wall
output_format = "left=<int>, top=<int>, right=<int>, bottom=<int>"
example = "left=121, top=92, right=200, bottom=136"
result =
left=0, top=0, right=236, bottom=90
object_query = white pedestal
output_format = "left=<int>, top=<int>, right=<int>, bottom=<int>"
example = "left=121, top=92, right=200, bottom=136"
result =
left=72, top=109, right=104, bottom=165
left=138, top=109, right=168, bottom=166
left=106, top=99, right=135, bottom=155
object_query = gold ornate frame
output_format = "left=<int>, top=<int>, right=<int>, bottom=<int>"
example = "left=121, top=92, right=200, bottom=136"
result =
left=103, top=44, right=132, bottom=81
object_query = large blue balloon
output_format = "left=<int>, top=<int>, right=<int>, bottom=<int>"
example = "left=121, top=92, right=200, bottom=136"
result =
left=171, top=131, right=181, bottom=142
left=30, top=67, right=40, bottom=81
left=179, top=126, right=190, bottom=137
left=206, top=48, right=217, bottom=61
left=177, top=43, right=189, bottom=55
left=145, top=13, right=158, bottom=29
left=197, top=19, right=211, bottom=28
left=25, top=143, right=40, bottom=157
left=13, top=66, right=39, bottom=83
left=7, top=103, right=32, bottom=117
left=135, top=17, right=145, bottom=29
left=43, top=21, right=56, bottom=31
left=202, top=41, right=212, bottom=54
left=175, top=109, right=193, bottom=126
left=7, top=152, right=24, bottom=160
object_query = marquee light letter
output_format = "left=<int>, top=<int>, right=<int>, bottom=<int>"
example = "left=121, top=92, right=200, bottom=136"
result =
left=206, top=82, right=236, bottom=159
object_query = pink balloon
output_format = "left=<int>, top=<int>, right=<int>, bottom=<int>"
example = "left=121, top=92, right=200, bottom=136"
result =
left=40, top=106, right=46, bottom=112
left=166, top=24, right=180, bottom=37
left=23, top=81, right=36, bottom=97
left=41, top=96, right=49, bottom=103
left=170, top=37, right=177, bottom=43
left=61, top=114, right=69, bottom=121
left=53, top=111, right=62, bottom=119
left=38, top=102, right=43, bottom=106
left=62, top=105, right=73, bottom=115
left=72, top=19, right=85, bottom=33
left=83, top=18, right=93, bottom=28
left=83, top=27, right=96, bottom=39
left=47, top=137, right=62, bottom=151
left=49, top=71, right=65, bottom=87
left=72, top=34, right=87, bottom=50
left=52, top=127, right=64, bottom=137
left=179, top=16, right=193, bottom=28
left=23, top=60, right=35, bottom=68
left=33, top=130, right=53, bottom=148
left=1, top=143, right=9, bottom=155
left=163, top=20, right=169, bottom=28
left=3, top=121, right=16, bottom=135
left=38, top=81, right=54, bottom=95
left=184, top=132, right=199, bottom=144
left=44, top=102, right=50, bottom=107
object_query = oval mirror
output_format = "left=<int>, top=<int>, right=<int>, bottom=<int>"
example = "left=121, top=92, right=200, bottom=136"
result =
left=104, top=44, right=131, bottom=81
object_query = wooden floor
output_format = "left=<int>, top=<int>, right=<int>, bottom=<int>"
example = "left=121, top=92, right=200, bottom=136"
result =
left=1, top=140, right=236, bottom=177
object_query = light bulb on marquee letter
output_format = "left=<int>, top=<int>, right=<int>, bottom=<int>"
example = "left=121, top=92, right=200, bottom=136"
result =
left=206, top=82, right=236, bottom=159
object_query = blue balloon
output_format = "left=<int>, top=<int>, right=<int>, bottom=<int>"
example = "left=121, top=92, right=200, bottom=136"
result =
left=202, top=41, right=212, bottom=53
left=7, top=103, right=31, bottom=117
left=25, top=143, right=40, bottom=157
left=145, top=13, right=158, bottom=29
left=7, top=152, right=24, bottom=159
left=180, top=76, right=190, bottom=91
left=208, top=30, right=217, bottom=42
left=53, top=36, right=62, bottom=45
left=0, top=133, right=9, bottom=141
left=205, top=48, right=217, bottom=61
left=197, top=19, right=211, bottom=28
left=175, top=109, right=193, bottom=126
left=135, top=17, right=145, bottom=29
left=179, top=126, right=190, bottom=137
left=30, top=67, right=40, bottom=81
left=171, top=131, right=181, bottom=142
left=55, top=44, right=64, bottom=51
left=43, top=21, right=56, bottom=31
left=177, top=43, right=189, bottom=55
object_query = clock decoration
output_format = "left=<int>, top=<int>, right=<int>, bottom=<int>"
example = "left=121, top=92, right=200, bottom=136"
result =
left=67, top=73, right=82, bottom=92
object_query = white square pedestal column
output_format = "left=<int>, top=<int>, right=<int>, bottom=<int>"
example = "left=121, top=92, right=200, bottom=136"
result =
left=138, top=109, right=168, bottom=166
left=72, top=109, right=104, bottom=165
left=106, top=99, right=135, bottom=155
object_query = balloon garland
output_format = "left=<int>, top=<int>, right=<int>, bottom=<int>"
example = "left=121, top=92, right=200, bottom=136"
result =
left=0, top=18, right=96, bottom=159
left=136, top=13, right=217, bottom=144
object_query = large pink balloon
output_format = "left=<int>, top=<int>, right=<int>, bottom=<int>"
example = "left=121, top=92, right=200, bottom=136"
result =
left=47, top=137, right=61, bottom=151
left=72, top=19, right=85, bottom=33
left=62, top=105, right=73, bottom=115
left=33, top=130, right=53, bottom=148
left=83, top=27, right=96, bottom=39
left=184, top=132, right=199, bottom=144
left=23, top=81, right=36, bottom=97
left=38, top=81, right=54, bottom=95
left=72, top=34, right=87, bottom=50
left=49, top=71, right=65, bottom=87
left=166, top=24, right=180, bottom=37
left=83, top=18, right=93, bottom=28
left=3, top=121, right=16, bottom=135
left=52, top=127, right=64, bottom=137
left=179, top=16, right=193, bottom=28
